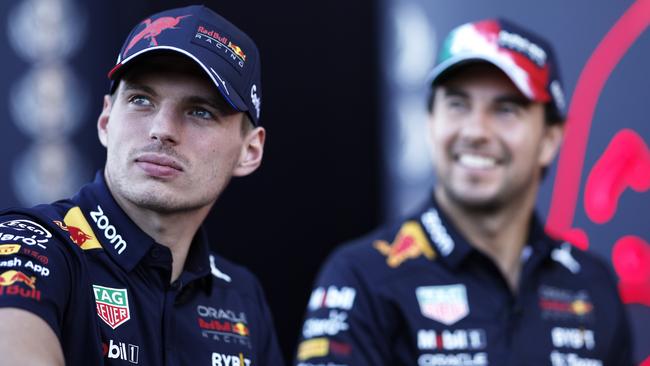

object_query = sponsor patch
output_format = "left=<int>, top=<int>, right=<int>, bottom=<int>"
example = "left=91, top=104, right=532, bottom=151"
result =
left=53, top=206, right=102, bottom=250
left=308, top=286, right=356, bottom=311
left=0, top=244, right=20, bottom=255
left=103, top=339, right=139, bottom=364
left=539, top=285, right=594, bottom=321
left=374, top=221, right=435, bottom=267
left=303, top=310, right=349, bottom=338
left=416, top=284, right=469, bottom=326
left=0, top=269, right=36, bottom=288
left=211, top=352, right=251, bottom=366
left=0, top=270, right=40, bottom=300
left=297, top=338, right=330, bottom=361
left=498, top=29, right=547, bottom=67
left=20, top=247, right=48, bottom=264
left=90, top=205, right=127, bottom=254
left=551, top=327, right=595, bottom=350
left=421, top=208, right=455, bottom=256
left=122, top=14, right=190, bottom=59
left=197, top=305, right=251, bottom=348
left=0, top=219, right=52, bottom=249
left=550, top=351, right=603, bottom=366
left=193, top=23, right=248, bottom=73
left=0, top=258, right=50, bottom=277
left=418, top=329, right=487, bottom=351
left=551, top=243, right=581, bottom=274
left=418, top=352, right=488, bottom=366
left=209, top=255, right=231, bottom=282
left=93, top=285, right=131, bottom=329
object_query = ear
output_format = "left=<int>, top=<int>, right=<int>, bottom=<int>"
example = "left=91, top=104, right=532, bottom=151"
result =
left=97, top=95, right=112, bottom=148
left=233, top=126, right=265, bottom=177
left=539, top=123, right=564, bottom=167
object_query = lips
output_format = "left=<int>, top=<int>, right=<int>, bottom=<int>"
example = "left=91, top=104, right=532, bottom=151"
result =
left=135, top=153, right=184, bottom=178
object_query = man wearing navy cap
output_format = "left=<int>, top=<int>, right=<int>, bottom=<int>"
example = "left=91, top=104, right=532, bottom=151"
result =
left=295, top=19, right=632, bottom=365
left=0, top=5, right=283, bottom=365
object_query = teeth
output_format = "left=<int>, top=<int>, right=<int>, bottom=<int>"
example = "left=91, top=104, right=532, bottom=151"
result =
left=458, top=154, right=496, bottom=169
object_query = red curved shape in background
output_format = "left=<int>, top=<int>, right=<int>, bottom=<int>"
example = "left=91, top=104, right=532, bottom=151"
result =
left=613, top=236, right=650, bottom=307
left=545, top=0, right=650, bottom=249
left=584, top=129, right=650, bottom=224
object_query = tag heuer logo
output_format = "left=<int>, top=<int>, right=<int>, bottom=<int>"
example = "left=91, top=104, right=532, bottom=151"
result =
left=416, top=284, right=469, bottom=325
left=93, top=285, right=130, bottom=329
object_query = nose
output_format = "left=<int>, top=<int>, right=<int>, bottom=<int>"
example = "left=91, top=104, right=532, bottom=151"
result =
left=458, top=109, right=492, bottom=144
left=149, top=106, right=180, bottom=145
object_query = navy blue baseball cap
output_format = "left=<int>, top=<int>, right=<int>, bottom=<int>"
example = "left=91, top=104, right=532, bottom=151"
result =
left=108, top=5, right=263, bottom=125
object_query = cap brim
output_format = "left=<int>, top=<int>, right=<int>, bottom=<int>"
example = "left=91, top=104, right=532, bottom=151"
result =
left=108, top=46, right=249, bottom=113
left=427, top=53, right=538, bottom=102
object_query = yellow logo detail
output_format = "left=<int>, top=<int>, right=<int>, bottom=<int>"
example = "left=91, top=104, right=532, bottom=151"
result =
left=374, top=221, right=435, bottom=268
left=297, top=337, right=330, bottom=361
left=53, top=207, right=102, bottom=250
left=0, top=244, right=21, bottom=255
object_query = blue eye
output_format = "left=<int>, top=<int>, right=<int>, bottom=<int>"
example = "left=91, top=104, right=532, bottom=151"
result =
left=189, top=108, right=214, bottom=119
left=128, top=95, right=152, bottom=106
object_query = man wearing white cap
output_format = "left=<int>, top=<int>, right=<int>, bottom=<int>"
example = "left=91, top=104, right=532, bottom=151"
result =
left=295, top=18, right=632, bottom=366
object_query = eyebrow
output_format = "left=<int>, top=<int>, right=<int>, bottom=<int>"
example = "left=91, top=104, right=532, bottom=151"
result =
left=442, top=87, right=469, bottom=99
left=443, top=87, right=532, bottom=106
left=494, top=95, right=532, bottom=106
left=183, top=95, right=237, bottom=115
left=121, top=82, right=236, bottom=114
left=122, top=82, right=158, bottom=98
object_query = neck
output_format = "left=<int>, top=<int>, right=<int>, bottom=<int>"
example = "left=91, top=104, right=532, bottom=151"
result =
left=435, top=186, right=538, bottom=291
left=111, top=193, right=211, bottom=283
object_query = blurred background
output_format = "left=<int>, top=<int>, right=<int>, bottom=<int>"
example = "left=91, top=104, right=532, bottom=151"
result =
left=0, top=0, right=648, bottom=363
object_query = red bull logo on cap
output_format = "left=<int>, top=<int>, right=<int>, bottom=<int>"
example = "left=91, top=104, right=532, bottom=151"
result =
left=374, top=221, right=436, bottom=267
left=122, top=14, right=191, bottom=58
left=227, top=41, right=247, bottom=61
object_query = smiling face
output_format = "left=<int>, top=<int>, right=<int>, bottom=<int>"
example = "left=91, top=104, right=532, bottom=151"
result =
left=429, top=63, right=562, bottom=212
left=97, top=54, right=264, bottom=214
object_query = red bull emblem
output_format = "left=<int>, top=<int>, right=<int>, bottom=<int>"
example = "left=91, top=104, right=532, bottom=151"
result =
left=0, top=270, right=36, bottom=289
left=54, top=220, right=93, bottom=246
left=54, top=207, right=102, bottom=251
left=122, top=14, right=192, bottom=58
left=227, top=41, right=247, bottom=61
left=232, top=322, right=249, bottom=337
left=374, top=221, right=436, bottom=267
left=539, top=298, right=594, bottom=317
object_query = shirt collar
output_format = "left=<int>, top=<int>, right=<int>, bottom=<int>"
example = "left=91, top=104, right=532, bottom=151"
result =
left=70, top=171, right=213, bottom=287
left=416, top=194, right=554, bottom=269
left=71, top=171, right=153, bottom=271
left=179, top=226, right=213, bottom=292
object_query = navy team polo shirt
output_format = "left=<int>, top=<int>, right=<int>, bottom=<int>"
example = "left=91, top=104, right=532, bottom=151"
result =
left=295, top=196, right=632, bottom=366
left=0, top=172, right=284, bottom=365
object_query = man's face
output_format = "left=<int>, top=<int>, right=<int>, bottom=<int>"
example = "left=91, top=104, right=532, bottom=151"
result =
left=429, top=63, right=562, bottom=211
left=97, top=54, right=264, bottom=214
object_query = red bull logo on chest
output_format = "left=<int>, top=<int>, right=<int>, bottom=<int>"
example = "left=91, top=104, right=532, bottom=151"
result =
left=374, top=221, right=436, bottom=267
